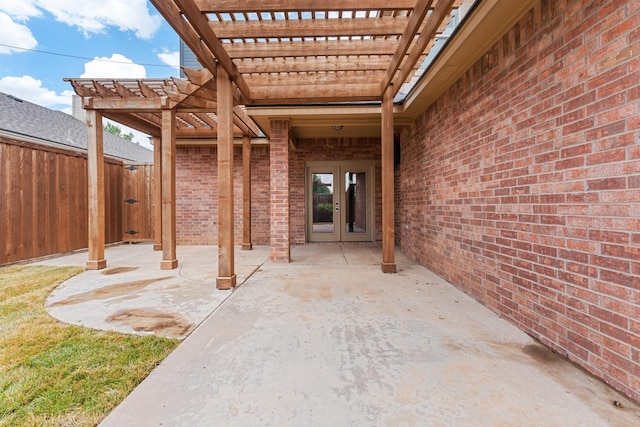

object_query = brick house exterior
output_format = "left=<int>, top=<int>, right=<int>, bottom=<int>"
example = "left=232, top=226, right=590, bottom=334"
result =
left=169, top=0, right=640, bottom=402
left=175, top=146, right=270, bottom=245
left=63, top=0, right=638, bottom=403
left=395, top=0, right=640, bottom=400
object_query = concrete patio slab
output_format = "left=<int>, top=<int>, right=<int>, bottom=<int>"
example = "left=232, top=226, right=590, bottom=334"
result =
left=85, top=245, right=639, bottom=426
left=37, top=244, right=269, bottom=339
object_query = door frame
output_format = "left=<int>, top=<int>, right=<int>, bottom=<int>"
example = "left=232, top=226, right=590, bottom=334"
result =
left=306, top=160, right=375, bottom=243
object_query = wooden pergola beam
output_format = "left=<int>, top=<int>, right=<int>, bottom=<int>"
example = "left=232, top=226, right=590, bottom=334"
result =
left=93, top=81, right=119, bottom=98
left=249, top=84, right=381, bottom=104
left=233, top=106, right=260, bottom=137
left=225, top=39, right=399, bottom=59
left=236, top=56, right=392, bottom=74
left=193, top=0, right=417, bottom=12
left=380, top=0, right=434, bottom=93
left=182, top=67, right=215, bottom=86
left=150, top=0, right=219, bottom=74
left=211, top=16, right=408, bottom=39
left=244, top=71, right=385, bottom=87
left=103, top=112, right=161, bottom=137
left=192, top=112, right=218, bottom=128
left=137, top=81, right=162, bottom=98
left=171, top=0, right=252, bottom=101
left=70, top=81, right=96, bottom=97
left=392, top=0, right=457, bottom=96
left=114, top=81, right=140, bottom=98
left=175, top=128, right=220, bottom=138
left=84, top=97, right=169, bottom=111
left=177, top=113, right=205, bottom=128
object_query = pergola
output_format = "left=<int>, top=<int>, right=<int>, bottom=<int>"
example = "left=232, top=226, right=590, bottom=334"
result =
left=69, top=0, right=537, bottom=288
left=66, top=69, right=260, bottom=290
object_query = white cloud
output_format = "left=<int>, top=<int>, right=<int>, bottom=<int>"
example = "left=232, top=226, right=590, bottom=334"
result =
left=0, top=12, right=38, bottom=54
left=0, top=0, right=160, bottom=40
left=158, top=50, right=180, bottom=71
left=0, top=75, right=73, bottom=108
left=0, top=1, right=41, bottom=20
left=78, top=53, right=152, bottom=146
left=34, top=0, right=161, bottom=40
left=80, top=54, right=147, bottom=78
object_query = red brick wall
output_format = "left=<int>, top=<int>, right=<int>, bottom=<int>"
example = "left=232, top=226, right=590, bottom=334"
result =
left=399, top=0, right=640, bottom=401
left=175, top=136, right=382, bottom=248
left=176, top=145, right=270, bottom=245
left=269, top=120, right=291, bottom=261
left=290, top=137, right=383, bottom=244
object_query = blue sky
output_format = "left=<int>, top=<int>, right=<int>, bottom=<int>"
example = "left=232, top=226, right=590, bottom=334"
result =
left=0, top=0, right=181, bottom=147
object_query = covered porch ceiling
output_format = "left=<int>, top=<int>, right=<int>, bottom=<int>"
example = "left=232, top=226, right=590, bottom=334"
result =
left=67, top=0, right=538, bottom=140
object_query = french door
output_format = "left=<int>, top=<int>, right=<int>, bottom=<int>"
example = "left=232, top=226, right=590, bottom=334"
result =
left=306, top=161, right=374, bottom=242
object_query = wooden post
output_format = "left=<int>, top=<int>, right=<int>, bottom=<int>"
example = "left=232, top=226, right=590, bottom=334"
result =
left=86, top=109, right=107, bottom=269
left=153, top=136, right=162, bottom=251
left=242, top=135, right=252, bottom=250
left=381, top=85, right=396, bottom=273
left=161, top=109, right=178, bottom=269
left=217, top=66, right=237, bottom=289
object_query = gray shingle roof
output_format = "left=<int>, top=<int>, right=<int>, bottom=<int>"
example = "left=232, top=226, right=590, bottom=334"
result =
left=0, top=92, right=153, bottom=163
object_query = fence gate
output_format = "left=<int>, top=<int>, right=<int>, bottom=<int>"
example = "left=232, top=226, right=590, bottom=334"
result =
left=122, top=164, right=154, bottom=242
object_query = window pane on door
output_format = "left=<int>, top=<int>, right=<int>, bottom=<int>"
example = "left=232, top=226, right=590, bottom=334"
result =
left=312, top=173, right=334, bottom=233
left=344, top=171, right=367, bottom=234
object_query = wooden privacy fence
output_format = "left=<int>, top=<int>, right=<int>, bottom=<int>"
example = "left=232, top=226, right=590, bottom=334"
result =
left=0, top=137, right=153, bottom=265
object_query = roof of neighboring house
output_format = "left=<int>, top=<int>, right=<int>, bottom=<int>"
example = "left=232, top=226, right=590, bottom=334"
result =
left=0, top=92, right=153, bottom=163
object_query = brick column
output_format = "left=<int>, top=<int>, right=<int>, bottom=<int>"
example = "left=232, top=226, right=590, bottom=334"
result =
left=269, top=119, right=290, bottom=262
left=242, top=135, right=253, bottom=250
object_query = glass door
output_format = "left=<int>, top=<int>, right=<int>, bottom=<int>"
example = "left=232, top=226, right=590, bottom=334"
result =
left=308, top=166, right=340, bottom=242
left=307, top=162, right=374, bottom=242
left=341, top=168, right=370, bottom=242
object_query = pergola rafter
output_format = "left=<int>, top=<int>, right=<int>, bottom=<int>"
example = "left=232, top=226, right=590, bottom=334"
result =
left=65, top=70, right=260, bottom=138
left=192, top=0, right=418, bottom=13
left=150, top=0, right=464, bottom=104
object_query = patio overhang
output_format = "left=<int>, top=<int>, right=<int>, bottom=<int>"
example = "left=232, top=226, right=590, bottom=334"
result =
left=148, top=0, right=475, bottom=272
left=67, top=0, right=540, bottom=282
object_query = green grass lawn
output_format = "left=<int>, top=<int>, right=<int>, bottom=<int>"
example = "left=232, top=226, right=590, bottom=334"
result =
left=0, top=265, right=179, bottom=426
